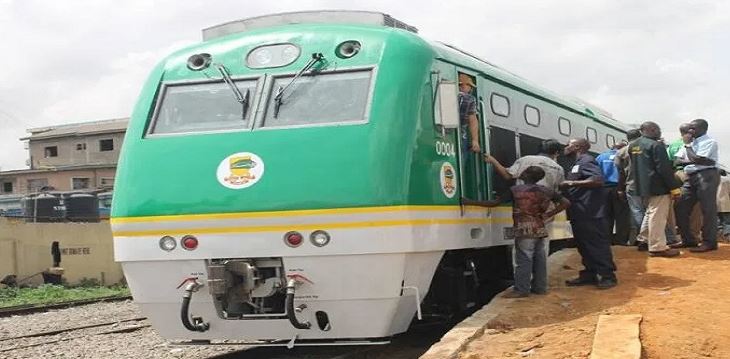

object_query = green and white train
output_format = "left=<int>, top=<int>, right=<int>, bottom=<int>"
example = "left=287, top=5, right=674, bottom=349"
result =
left=112, top=11, right=627, bottom=346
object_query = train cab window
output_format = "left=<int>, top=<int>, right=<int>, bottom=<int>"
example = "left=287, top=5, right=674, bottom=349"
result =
left=489, top=126, right=517, bottom=199
left=149, top=79, right=259, bottom=135
left=586, top=127, right=598, bottom=144
left=558, top=117, right=571, bottom=136
left=524, top=105, right=540, bottom=127
left=606, top=134, right=616, bottom=148
left=490, top=93, right=510, bottom=117
left=262, top=70, right=372, bottom=128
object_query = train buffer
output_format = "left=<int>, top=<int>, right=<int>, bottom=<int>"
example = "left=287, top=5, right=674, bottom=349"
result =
left=423, top=244, right=730, bottom=358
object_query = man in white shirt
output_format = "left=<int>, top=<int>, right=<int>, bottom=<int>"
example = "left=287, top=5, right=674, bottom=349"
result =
left=484, top=139, right=565, bottom=192
left=674, top=119, right=720, bottom=252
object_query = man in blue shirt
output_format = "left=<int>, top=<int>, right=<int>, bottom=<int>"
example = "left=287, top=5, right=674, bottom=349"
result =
left=596, top=143, right=630, bottom=245
left=561, top=138, right=616, bottom=289
left=674, top=119, right=720, bottom=252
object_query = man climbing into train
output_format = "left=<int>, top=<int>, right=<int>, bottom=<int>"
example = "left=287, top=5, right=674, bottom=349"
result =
left=458, top=73, right=481, bottom=155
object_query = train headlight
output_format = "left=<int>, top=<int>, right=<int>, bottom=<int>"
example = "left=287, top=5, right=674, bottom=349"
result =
left=335, top=40, right=361, bottom=59
left=159, top=236, right=177, bottom=251
left=310, top=230, right=331, bottom=247
left=246, top=44, right=301, bottom=69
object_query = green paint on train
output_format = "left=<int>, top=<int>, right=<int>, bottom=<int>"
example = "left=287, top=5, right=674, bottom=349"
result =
left=112, top=21, right=623, bottom=218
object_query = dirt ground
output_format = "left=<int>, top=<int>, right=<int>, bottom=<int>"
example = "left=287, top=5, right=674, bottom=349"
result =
left=459, top=244, right=730, bottom=359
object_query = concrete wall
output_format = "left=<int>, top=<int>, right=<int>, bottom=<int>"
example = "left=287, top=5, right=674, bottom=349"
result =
left=29, top=132, right=125, bottom=169
left=0, top=217, right=124, bottom=286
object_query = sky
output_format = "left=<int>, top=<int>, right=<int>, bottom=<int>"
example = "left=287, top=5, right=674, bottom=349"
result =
left=1, top=0, right=729, bottom=170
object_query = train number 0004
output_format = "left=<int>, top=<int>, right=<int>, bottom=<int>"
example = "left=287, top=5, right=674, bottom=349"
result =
left=435, top=141, right=456, bottom=157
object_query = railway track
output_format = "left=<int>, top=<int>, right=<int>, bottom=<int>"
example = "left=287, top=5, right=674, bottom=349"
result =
left=0, top=295, right=133, bottom=317
left=206, top=320, right=452, bottom=359
left=0, top=316, right=149, bottom=354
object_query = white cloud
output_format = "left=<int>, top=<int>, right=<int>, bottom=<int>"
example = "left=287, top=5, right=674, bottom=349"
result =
left=1, top=0, right=730, bottom=169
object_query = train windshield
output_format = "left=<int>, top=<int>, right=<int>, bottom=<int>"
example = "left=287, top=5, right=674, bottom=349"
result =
left=262, top=69, right=371, bottom=128
left=150, top=79, right=258, bottom=135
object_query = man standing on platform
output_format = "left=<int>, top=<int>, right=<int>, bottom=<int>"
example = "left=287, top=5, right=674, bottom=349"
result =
left=675, top=119, right=720, bottom=252
left=596, top=142, right=631, bottom=245
left=561, top=138, right=617, bottom=289
left=629, top=122, right=681, bottom=257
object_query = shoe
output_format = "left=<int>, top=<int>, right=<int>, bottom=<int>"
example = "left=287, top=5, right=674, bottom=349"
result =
left=649, top=248, right=680, bottom=257
left=637, top=242, right=648, bottom=252
left=565, top=277, right=598, bottom=287
left=689, top=245, right=718, bottom=253
left=596, top=277, right=618, bottom=290
left=530, top=289, right=548, bottom=295
left=669, top=242, right=697, bottom=249
left=502, top=290, right=529, bottom=298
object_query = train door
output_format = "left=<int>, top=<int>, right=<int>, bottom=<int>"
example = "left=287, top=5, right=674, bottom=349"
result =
left=457, top=71, right=488, bottom=202
left=477, top=82, right=518, bottom=201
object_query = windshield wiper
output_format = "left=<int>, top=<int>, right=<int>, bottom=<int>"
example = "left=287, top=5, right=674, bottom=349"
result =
left=274, top=53, right=325, bottom=118
left=215, top=64, right=249, bottom=121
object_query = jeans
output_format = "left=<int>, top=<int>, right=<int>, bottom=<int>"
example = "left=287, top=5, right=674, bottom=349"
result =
left=627, top=193, right=679, bottom=245
left=627, top=193, right=646, bottom=244
left=514, top=237, right=548, bottom=294
left=719, top=213, right=730, bottom=236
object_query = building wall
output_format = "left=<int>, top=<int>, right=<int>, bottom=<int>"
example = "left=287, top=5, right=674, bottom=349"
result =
left=29, top=132, right=125, bottom=169
left=0, top=168, right=116, bottom=195
left=0, top=217, right=124, bottom=286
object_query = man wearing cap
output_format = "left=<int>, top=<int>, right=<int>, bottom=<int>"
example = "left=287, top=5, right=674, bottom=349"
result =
left=458, top=74, right=481, bottom=155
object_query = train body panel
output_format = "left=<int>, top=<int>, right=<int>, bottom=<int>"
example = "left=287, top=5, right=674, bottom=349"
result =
left=112, top=11, right=621, bottom=345
left=122, top=251, right=442, bottom=340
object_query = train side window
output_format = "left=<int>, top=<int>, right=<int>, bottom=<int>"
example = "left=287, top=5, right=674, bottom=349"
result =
left=489, top=126, right=517, bottom=199
left=586, top=127, right=598, bottom=143
left=524, top=105, right=540, bottom=127
left=519, top=133, right=543, bottom=157
left=558, top=117, right=571, bottom=136
left=490, top=93, right=510, bottom=117
left=606, top=134, right=616, bottom=148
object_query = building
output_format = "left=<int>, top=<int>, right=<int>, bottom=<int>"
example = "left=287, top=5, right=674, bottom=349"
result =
left=0, top=118, right=128, bottom=200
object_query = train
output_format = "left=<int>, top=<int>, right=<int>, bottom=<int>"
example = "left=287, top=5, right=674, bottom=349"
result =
left=111, top=10, right=627, bottom=347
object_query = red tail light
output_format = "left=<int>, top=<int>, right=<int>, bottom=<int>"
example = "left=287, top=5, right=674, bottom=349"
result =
left=181, top=235, right=199, bottom=250
left=284, top=231, right=303, bottom=247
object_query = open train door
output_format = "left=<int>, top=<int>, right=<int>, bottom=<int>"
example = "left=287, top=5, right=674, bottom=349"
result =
left=455, top=71, right=488, bottom=202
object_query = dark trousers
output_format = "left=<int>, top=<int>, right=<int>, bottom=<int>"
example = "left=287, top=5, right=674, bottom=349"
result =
left=571, top=218, right=617, bottom=280
left=606, top=186, right=631, bottom=245
left=676, top=169, right=720, bottom=247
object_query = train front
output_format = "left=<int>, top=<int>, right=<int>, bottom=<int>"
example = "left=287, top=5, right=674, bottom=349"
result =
left=111, top=14, right=437, bottom=345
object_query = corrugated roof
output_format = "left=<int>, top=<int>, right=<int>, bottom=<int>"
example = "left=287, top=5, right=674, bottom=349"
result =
left=22, top=118, right=129, bottom=141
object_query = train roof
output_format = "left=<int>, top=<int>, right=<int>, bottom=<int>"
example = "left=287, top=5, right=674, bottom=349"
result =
left=199, top=11, right=625, bottom=132
left=202, top=10, right=418, bottom=41
left=428, top=41, right=625, bottom=131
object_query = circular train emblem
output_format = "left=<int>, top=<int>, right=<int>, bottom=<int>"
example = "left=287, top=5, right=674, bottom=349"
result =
left=216, top=152, right=265, bottom=189
left=440, top=162, right=457, bottom=198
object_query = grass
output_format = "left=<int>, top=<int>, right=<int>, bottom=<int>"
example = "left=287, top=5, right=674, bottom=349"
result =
left=0, top=284, right=130, bottom=308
